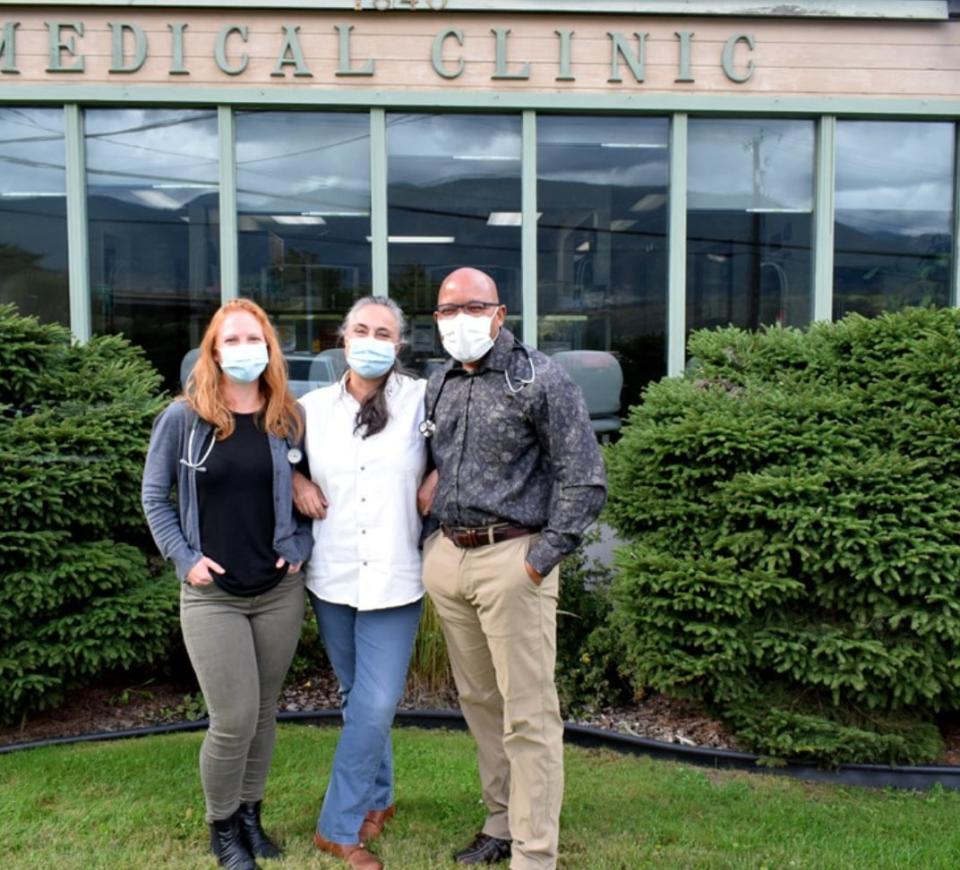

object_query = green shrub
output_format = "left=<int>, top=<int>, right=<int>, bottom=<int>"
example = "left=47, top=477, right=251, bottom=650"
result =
left=605, top=307, right=960, bottom=765
left=408, top=595, right=453, bottom=698
left=287, top=602, right=330, bottom=681
left=318, top=535, right=623, bottom=710
left=0, top=304, right=178, bottom=723
left=556, top=531, right=630, bottom=715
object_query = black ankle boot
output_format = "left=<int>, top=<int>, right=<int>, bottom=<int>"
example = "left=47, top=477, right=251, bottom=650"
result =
left=210, top=810, right=261, bottom=870
left=237, top=800, right=282, bottom=859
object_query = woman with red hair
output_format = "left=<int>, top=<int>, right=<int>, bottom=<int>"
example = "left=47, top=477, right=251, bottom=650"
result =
left=142, top=299, right=313, bottom=870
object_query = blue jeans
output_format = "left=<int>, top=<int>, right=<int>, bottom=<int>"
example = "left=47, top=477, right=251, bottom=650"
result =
left=309, top=593, right=423, bottom=845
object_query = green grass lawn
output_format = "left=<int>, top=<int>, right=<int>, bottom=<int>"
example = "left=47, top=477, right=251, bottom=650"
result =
left=3, top=724, right=960, bottom=869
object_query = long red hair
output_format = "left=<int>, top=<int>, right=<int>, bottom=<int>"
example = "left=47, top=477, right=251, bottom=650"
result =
left=184, top=298, right=303, bottom=442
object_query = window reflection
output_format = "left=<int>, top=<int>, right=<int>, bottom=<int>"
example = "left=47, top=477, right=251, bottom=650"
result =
left=86, top=108, right=220, bottom=392
left=236, top=111, right=372, bottom=385
left=387, top=113, right=522, bottom=372
left=687, top=118, right=814, bottom=335
left=834, top=121, right=954, bottom=318
left=0, top=108, right=68, bottom=325
left=537, top=115, right=669, bottom=415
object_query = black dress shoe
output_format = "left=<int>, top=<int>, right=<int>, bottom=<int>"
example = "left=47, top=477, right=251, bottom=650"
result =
left=237, top=800, right=282, bottom=859
left=210, top=810, right=261, bottom=870
left=453, top=832, right=512, bottom=865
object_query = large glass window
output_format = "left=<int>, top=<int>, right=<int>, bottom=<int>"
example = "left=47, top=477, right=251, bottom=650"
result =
left=0, top=108, right=68, bottom=325
left=236, top=111, right=371, bottom=393
left=86, top=109, right=220, bottom=391
left=538, top=115, right=669, bottom=413
left=834, top=121, right=954, bottom=318
left=687, top=118, right=815, bottom=337
left=387, top=113, right=522, bottom=371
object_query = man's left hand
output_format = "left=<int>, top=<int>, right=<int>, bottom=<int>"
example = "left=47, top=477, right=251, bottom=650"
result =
left=524, top=561, right=542, bottom=585
left=417, top=469, right=439, bottom=516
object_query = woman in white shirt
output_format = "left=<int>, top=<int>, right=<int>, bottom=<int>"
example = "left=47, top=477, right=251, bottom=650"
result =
left=294, top=296, right=427, bottom=870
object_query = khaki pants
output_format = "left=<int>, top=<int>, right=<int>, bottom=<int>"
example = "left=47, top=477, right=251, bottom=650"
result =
left=422, top=530, right=563, bottom=870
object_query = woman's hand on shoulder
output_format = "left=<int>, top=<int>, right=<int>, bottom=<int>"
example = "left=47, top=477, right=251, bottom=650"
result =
left=293, top=470, right=329, bottom=519
left=186, top=556, right=225, bottom=587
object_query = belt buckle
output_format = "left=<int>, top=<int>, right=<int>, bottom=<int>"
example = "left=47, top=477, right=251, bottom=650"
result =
left=449, top=525, right=500, bottom=548
left=450, top=527, right=471, bottom=548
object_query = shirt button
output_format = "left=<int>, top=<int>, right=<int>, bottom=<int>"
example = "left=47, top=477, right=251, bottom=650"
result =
left=363, top=561, right=368, bottom=566
left=360, top=466, right=365, bottom=471
left=361, top=529, right=366, bottom=535
left=361, top=497, right=366, bottom=502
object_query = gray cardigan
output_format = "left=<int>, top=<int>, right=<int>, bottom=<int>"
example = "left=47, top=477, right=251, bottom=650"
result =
left=141, top=399, right=314, bottom=582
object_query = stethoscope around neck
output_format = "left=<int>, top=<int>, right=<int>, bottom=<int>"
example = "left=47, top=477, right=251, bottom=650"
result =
left=179, top=419, right=303, bottom=472
left=179, top=422, right=216, bottom=471
left=418, top=342, right=536, bottom=439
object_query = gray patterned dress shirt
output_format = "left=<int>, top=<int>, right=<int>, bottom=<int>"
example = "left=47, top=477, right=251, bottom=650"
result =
left=424, top=326, right=607, bottom=576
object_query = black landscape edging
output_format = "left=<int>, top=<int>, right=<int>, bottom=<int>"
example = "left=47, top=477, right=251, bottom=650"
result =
left=4, top=709, right=960, bottom=791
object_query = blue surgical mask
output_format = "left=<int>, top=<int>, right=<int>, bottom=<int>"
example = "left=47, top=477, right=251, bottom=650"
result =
left=347, top=337, right=396, bottom=379
left=219, top=343, right=268, bottom=383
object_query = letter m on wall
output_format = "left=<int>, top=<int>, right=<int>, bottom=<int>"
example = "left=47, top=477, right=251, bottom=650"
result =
left=0, top=22, right=20, bottom=73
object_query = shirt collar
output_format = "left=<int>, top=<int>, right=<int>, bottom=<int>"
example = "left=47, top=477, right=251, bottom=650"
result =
left=335, top=369, right=402, bottom=406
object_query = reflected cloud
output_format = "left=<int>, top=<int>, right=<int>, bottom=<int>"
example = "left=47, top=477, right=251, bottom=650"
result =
left=86, top=109, right=219, bottom=184
left=0, top=108, right=65, bottom=196
left=236, top=112, right=371, bottom=215
left=837, top=121, right=954, bottom=211
left=688, top=119, right=814, bottom=211
left=538, top=116, right=669, bottom=189
left=388, top=114, right=522, bottom=185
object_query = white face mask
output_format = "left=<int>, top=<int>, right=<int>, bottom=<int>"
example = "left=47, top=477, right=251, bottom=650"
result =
left=438, top=312, right=496, bottom=364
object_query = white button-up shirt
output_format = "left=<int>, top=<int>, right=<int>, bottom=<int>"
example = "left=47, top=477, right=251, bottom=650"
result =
left=299, top=372, right=427, bottom=611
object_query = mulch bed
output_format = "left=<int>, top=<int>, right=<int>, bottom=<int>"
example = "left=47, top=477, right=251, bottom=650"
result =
left=0, top=669, right=742, bottom=753
left=9, top=671, right=960, bottom=766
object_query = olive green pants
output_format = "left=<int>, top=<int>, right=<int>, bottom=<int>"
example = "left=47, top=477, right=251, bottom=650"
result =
left=422, top=531, right=563, bottom=870
left=180, top=571, right=305, bottom=822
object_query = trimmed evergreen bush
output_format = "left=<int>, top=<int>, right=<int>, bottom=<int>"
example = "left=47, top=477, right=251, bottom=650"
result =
left=0, top=304, right=179, bottom=723
left=555, top=531, right=630, bottom=715
left=605, top=307, right=960, bottom=765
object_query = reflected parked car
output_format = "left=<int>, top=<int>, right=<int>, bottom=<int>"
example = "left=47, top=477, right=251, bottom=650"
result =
left=286, top=351, right=343, bottom=398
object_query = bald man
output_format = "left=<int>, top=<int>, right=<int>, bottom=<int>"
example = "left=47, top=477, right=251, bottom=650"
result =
left=420, top=268, right=607, bottom=869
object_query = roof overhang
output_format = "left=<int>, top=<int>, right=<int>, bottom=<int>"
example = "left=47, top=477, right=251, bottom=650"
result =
left=0, top=0, right=950, bottom=20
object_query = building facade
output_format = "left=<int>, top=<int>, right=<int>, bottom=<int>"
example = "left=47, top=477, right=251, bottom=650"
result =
left=1, top=0, right=958, bottom=409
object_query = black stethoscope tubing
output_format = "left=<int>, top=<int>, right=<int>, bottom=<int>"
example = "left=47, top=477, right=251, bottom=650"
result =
left=419, top=342, right=535, bottom=439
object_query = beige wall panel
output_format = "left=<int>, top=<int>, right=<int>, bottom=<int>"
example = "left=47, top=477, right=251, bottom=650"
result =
left=0, top=8, right=956, bottom=100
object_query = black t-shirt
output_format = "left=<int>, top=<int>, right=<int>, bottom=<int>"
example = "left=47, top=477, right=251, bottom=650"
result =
left=197, top=413, right=288, bottom=596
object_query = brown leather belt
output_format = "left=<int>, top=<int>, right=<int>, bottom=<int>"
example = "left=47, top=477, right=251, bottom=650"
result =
left=441, top=524, right=534, bottom=549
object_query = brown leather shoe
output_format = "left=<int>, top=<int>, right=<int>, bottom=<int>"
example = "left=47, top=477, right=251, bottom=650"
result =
left=359, top=804, right=397, bottom=843
left=313, top=832, right=383, bottom=870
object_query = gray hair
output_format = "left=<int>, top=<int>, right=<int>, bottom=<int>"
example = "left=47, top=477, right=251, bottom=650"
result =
left=338, top=295, right=409, bottom=439
left=338, top=295, right=408, bottom=343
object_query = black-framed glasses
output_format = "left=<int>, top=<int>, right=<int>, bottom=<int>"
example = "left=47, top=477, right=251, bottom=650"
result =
left=434, top=301, right=501, bottom=318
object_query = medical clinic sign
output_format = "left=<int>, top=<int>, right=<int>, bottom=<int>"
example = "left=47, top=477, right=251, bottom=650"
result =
left=0, top=7, right=762, bottom=92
